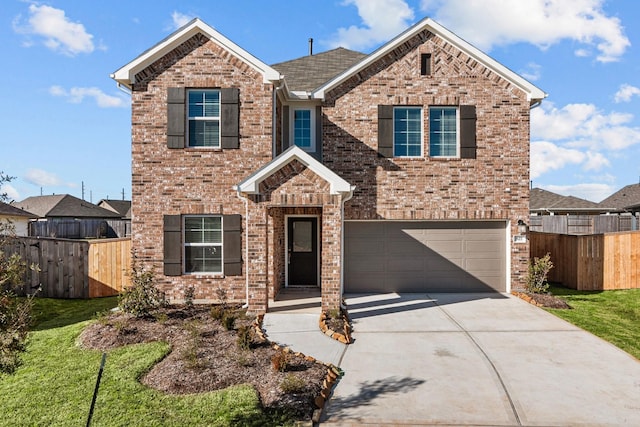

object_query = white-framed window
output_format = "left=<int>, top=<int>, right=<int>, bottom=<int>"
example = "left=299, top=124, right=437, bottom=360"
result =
left=289, top=106, right=316, bottom=152
left=184, top=215, right=223, bottom=274
left=393, top=107, right=423, bottom=157
left=187, top=89, right=220, bottom=147
left=429, top=106, right=459, bottom=157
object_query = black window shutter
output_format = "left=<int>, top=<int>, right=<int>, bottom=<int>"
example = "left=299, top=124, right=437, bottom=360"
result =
left=378, top=105, right=393, bottom=157
left=163, top=215, right=182, bottom=276
left=460, top=105, right=477, bottom=159
left=167, top=88, right=185, bottom=149
left=223, top=214, right=242, bottom=276
left=282, top=106, right=290, bottom=150
left=314, top=105, right=323, bottom=161
left=221, top=88, right=240, bottom=149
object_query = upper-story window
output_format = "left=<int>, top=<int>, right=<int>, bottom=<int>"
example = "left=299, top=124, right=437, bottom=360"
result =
left=393, top=107, right=423, bottom=157
left=188, top=89, right=220, bottom=148
left=290, top=107, right=316, bottom=152
left=429, top=106, right=458, bottom=157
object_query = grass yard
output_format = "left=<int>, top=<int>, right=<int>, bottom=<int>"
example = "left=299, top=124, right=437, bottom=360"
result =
left=547, top=286, right=640, bottom=360
left=0, top=297, right=279, bottom=427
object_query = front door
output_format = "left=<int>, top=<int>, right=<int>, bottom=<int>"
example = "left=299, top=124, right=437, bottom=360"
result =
left=287, top=217, right=318, bottom=286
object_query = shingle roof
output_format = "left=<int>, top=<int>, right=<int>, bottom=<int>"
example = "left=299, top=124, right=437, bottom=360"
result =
left=13, top=195, right=122, bottom=219
left=98, top=199, right=131, bottom=218
left=530, top=188, right=603, bottom=211
left=598, top=183, right=640, bottom=211
left=0, top=201, right=36, bottom=218
left=271, top=47, right=367, bottom=93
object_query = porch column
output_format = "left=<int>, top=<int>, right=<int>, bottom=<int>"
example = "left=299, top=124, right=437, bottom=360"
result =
left=321, top=194, right=343, bottom=311
left=246, top=201, right=269, bottom=314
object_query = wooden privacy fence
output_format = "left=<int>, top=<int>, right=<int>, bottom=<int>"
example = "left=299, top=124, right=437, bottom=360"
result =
left=530, top=231, right=640, bottom=290
left=4, top=237, right=131, bottom=298
left=529, top=214, right=638, bottom=235
left=29, top=219, right=131, bottom=239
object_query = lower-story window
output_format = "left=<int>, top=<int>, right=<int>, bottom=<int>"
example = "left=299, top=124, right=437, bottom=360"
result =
left=184, top=215, right=222, bottom=273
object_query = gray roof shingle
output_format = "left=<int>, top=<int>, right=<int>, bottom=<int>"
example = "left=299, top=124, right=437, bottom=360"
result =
left=598, top=183, right=640, bottom=211
left=13, top=194, right=122, bottom=219
left=530, top=188, right=603, bottom=211
left=271, top=47, right=367, bottom=92
left=0, top=201, right=36, bottom=218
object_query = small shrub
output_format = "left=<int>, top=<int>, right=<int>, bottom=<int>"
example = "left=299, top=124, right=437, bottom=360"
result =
left=153, top=312, right=168, bottom=324
left=279, top=374, right=306, bottom=394
left=210, top=305, right=225, bottom=321
left=181, top=321, right=203, bottom=370
left=215, top=286, right=228, bottom=308
left=527, top=253, right=554, bottom=294
left=271, top=349, right=289, bottom=372
left=221, top=311, right=236, bottom=331
left=236, top=325, right=254, bottom=351
left=0, top=291, right=35, bottom=374
left=184, top=285, right=195, bottom=309
left=119, top=255, right=166, bottom=318
left=235, top=351, right=254, bottom=367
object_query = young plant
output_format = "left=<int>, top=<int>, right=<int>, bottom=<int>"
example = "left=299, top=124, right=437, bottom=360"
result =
left=184, top=285, right=195, bottom=309
left=0, top=290, right=35, bottom=374
left=271, top=349, right=289, bottom=372
left=119, top=254, right=166, bottom=318
left=527, top=253, right=554, bottom=294
left=279, top=374, right=306, bottom=394
left=236, top=325, right=254, bottom=351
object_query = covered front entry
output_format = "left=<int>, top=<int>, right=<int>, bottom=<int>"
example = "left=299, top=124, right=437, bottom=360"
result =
left=286, top=216, right=319, bottom=287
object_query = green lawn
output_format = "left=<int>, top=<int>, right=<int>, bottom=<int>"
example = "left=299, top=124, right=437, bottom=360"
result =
left=547, top=286, right=640, bottom=360
left=0, top=297, right=283, bottom=427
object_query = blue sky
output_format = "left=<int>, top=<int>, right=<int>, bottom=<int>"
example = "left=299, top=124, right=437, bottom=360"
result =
left=1, top=0, right=639, bottom=203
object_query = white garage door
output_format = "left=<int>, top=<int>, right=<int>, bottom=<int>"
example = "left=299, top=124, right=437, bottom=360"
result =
left=344, top=221, right=507, bottom=293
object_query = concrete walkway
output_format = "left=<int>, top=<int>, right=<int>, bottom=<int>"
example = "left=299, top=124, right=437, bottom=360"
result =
left=320, top=293, right=640, bottom=426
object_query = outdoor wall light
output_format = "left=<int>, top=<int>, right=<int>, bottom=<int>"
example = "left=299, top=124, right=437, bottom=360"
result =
left=517, top=219, right=528, bottom=234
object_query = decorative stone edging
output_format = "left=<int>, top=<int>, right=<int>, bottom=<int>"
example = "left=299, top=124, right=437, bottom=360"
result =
left=318, top=310, right=352, bottom=344
left=511, top=291, right=545, bottom=307
left=253, top=314, right=344, bottom=423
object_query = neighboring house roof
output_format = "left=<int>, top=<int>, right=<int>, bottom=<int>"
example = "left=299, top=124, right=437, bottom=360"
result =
left=598, top=183, right=640, bottom=212
left=13, top=195, right=122, bottom=219
left=111, top=18, right=281, bottom=89
left=530, top=188, right=608, bottom=213
left=98, top=199, right=131, bottom=218
left=236, top=145, right=354, bottom=197
left=0, top=201, right=37, bottom=218
left=271, top=48, right=367, bottom=93
left=312, top=17, right=547, bottom=104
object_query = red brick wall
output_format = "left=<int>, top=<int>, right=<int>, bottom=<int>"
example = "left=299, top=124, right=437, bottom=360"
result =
left=130, top=35, right=273, bottom=303
left=322, top=30, right=531, bottom=289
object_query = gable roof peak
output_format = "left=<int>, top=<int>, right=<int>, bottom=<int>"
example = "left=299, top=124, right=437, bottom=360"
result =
left=111, top=18, right=281, bottom=89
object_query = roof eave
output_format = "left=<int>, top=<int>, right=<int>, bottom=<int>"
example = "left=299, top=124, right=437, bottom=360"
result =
left=312, top=17, right=547, bottom=103
left=111, top=18, right=281, bottom=89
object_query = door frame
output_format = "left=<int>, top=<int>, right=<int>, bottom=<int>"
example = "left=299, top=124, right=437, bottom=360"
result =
left=284, top=214, right=320, bottom=287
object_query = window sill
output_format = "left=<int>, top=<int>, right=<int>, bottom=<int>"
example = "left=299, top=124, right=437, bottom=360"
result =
left=184, top=272, right=225, bottom=278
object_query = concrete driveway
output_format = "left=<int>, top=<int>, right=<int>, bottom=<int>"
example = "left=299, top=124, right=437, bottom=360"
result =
left=321, top=293, right=640, bottom=426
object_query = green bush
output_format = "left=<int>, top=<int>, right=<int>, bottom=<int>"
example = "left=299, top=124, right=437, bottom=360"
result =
left=0, top=291, right=34, bottom=374
left=236, top=325, right=254, bottom=351
left=527, top=253, right=554, bottom=294
left=221, top=311, right=236, bottom=330
left=118, top=256, right=166, bottom=318
left=279, top=374, right=306, bottom=394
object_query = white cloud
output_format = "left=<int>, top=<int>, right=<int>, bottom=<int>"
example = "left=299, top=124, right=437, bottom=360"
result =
left=530, top=141, right=585, bottom=179
left=168, top=11, right=194, bottom=31
left=13, top=4, right=95, bottom=56
left=326, top=0, right=414, bottom=50
left=420, top=0, right=630, bottom=62
left=519, top=62, right=542, bottom=81
left=49, top=85, right=127, bottom=108
left=25, top=169, right=62, bottom=187
left=543, top=183, right=615, bottom=203
left=614, top=84, right=640, bottom=103
left=583, top=151, right=610, bottom=171
left=532, top=102, right=640, bottom=151
left=0, top=184, right=20, bottom=202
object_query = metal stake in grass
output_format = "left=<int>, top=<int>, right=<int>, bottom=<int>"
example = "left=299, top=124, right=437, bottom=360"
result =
left=86, top=352, right=107, bottom=427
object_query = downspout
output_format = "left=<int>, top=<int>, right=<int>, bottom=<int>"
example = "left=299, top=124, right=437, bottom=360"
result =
left=234, top=187, right=250, bottom=308
left=339, top=186, right=356, bottom=309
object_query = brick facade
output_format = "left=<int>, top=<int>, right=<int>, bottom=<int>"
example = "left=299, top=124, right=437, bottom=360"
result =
left=123, top=20, right=538, bottom=314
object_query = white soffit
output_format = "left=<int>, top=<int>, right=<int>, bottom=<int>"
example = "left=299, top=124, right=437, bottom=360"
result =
left=111, top=18, right=281, bottom=88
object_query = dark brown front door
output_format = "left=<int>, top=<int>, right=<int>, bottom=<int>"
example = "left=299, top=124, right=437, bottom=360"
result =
left=287, top=217, right=318, bottom=286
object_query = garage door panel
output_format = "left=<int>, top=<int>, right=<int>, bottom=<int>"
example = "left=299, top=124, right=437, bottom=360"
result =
left=345, top=221, right=506, bottom=293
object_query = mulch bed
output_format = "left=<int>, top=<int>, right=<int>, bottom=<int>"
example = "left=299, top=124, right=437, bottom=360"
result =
left=513, top=291, right=572, bottom=309
left=79, top=305, right=328, bottom=421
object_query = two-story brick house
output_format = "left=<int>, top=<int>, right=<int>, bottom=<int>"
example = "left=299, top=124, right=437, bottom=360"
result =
left=112, top=17, right=545, bottom=314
